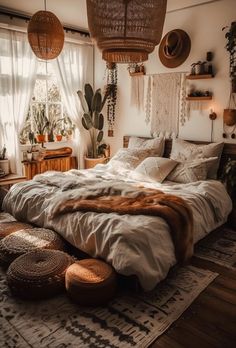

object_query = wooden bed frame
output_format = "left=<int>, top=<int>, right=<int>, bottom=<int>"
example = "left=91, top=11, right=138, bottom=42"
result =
left=123, top=136, right=236, bottom=177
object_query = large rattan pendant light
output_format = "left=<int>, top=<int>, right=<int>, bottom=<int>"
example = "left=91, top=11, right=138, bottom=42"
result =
left=27, top=0, right=64, bottom=60
left=86, top=0, right=167, bottom=63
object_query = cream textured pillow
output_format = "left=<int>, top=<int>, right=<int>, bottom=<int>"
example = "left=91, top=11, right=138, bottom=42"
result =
left=128, top=137, right=165, bottom=157
left=167, top=157, right=218, bottom=183
left=170, top=138, right=224, bottom=179
left=109, top=148, right=158, bottom=170
left=133, top=157, right=178, bottom=183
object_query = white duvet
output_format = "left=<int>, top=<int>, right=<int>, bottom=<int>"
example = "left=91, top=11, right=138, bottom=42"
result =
left=3, top=164, right=232, bottom=290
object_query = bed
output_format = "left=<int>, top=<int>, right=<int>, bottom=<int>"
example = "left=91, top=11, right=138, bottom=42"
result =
left=2, top=136, right=234, bottom=291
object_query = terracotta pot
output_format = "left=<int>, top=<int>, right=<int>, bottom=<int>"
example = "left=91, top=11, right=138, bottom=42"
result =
left=36, top=134, right=46, bottom=143
left=84, top=157, right=107, bottom=169
left=56, top=134, right=62, bottom=142
left=223, top=109, right=236, bottom=126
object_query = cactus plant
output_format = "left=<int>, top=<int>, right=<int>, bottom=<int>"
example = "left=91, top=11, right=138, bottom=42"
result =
left=77, top=83, right=108, bottom=158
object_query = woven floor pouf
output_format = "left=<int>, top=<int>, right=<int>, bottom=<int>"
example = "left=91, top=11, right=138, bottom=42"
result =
left=0, top=221, right=32, bottom=240
left=0, top=227, right=65, bottom=266
left=7, top=249, right=73, bottom=299
left=65, top=259, right=117, bottom=306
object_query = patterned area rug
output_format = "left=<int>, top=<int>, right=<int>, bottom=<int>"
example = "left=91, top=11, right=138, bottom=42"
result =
left=195, top=226, right=236, bottom=268
left=0, top=265, right=217, bottom=348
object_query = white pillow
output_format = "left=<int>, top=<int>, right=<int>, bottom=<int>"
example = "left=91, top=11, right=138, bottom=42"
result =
left=170, top=138, right=224, bottom=179
left=109, top=148, right=158, bottom=170
left=133, top=157, right=178, bottom=183
left=128, top=137, right=165, bottom=157
left=167, top=157, right=218, bottom=183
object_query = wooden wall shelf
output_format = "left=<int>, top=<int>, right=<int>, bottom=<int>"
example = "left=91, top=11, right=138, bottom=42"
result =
left=129, top=72, right=145, bottom=76
left=186, top=74, right=214, bottom=80
left=186, top=96, right=212, bottom=101
left=22, top=156, right=77, bottom=180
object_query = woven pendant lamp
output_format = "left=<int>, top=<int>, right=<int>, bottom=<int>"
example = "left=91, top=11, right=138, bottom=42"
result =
left=86, top=0, right=167, bottom=63
left=27, top=0, right=64, bottom=60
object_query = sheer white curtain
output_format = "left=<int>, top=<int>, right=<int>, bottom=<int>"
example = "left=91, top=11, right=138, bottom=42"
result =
left=0, top=28, right=38, bottom=174
left=52, top=41, right=93, bottom=168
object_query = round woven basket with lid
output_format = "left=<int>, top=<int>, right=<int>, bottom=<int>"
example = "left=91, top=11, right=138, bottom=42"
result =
left=7, top=249, right=73, bottom=299
left=0, top=222, right=32, bottom=240
left=66, top=259, right=117, bottom=306
left=0, top=228, right=65, bottom=266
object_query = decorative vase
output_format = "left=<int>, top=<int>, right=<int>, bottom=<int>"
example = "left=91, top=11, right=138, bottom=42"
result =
left=223, top=109, right=236, bottom=126
left=56, top=134, right=62, bottom=142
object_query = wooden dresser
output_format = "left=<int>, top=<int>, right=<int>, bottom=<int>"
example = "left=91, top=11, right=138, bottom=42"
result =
left=22, top=156, right=77, bottom=180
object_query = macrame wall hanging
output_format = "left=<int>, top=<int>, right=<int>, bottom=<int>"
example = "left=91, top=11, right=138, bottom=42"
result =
left=145, top=73, right=187, bottom=138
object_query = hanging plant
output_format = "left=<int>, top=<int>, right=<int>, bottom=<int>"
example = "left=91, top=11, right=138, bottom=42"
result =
left=105, top=62, right=118, bottom=137
left=223, top=21, right=236, bottom=92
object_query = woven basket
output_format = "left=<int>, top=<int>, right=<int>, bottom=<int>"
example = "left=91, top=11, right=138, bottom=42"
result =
left=86, top=0, right=167, bottom=63
left=0, top=222, right=32, bottom=240
left=65, top=259, right=117, bottom=306
left=0, top=228, right=65, bottom=266
left=7, top=250, right=72, bottom=299
left=28, top=10, right=64, bottom=60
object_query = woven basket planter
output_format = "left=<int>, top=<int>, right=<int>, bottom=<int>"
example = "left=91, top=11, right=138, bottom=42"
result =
left=65, top=259, right=117, bottom=306
left=7, top=250, right=73, bottom=299
left=86, top=0, right=167, bottom=63
left=28, top=10, right=64, bottom=60
left=0, top=228, right=65, bottom=266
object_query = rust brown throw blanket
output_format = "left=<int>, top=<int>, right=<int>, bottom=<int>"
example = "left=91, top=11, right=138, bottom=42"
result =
left=52, top=187, right=193, bottom=263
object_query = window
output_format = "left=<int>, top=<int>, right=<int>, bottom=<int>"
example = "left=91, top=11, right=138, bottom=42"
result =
left=20, top=60, right=75, bottom=144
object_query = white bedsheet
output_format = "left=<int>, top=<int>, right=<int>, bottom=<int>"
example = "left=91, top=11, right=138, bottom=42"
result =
left=3, top=165, right=232, bottom=290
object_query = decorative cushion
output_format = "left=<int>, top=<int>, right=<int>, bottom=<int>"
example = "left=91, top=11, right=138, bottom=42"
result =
left=0, top=212, right=16, bottom=223
left=170, top=138, right=224, bottom=179
left=128, top=137, right=165, bottom=156
left=132, top=157, right=178, bottom=183
left=0, top=228, right=65, bottom=266
left=7, top=250, right=72, bottom=299
left=65, top=259, right=117, bottom=306
left=167, top=157, right=218, bottom=183
left=109, top=148, right=158, bottom=170
left=0, top=222, right=32, bottom=240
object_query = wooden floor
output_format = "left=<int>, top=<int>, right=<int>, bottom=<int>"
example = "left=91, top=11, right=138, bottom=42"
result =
left=151, top=234, right=236, bottom=348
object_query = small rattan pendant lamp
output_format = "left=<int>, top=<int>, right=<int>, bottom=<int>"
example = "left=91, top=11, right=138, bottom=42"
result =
left=86, top=0, right=167, bottom=63
left=27, top=0, right=64, bottom=60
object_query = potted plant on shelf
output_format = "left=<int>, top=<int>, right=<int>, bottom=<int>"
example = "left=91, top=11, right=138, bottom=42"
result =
left=33, top=105, right=49, bottom=143
left=77, top=83, right=108, bottom=169
left=0, top=145, right=9, bottom=175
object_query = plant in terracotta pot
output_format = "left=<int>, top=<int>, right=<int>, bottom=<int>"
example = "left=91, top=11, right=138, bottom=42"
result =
left=33, top=105, right=49, bottom=143
left=77, top=83, right=108, bottom=168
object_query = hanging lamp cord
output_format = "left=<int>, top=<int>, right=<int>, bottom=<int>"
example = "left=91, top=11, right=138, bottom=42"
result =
left=44, top=0, right=47, bottom=11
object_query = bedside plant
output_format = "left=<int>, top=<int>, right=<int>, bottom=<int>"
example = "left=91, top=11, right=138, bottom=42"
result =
left=221, top=158, right=236, bottom=198
left=77, top=83, right=108, bottom=159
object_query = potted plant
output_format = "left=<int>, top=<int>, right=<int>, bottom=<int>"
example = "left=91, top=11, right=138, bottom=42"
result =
left=77, top=83, right=108, bottom=169
left=223, top=21, right=236, bottom=92
left=221, top=158, right=236, bottom=227
left=0, top=145, right=9, bottom=175
left=33, top=105, right=49, bottom=143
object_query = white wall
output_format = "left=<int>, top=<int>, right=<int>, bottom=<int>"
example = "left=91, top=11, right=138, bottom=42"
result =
left=95, top=0, right=236, bottom=155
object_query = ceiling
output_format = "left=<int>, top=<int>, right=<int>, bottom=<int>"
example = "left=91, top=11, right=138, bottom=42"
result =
left=0, top=0, right=220, bottom=31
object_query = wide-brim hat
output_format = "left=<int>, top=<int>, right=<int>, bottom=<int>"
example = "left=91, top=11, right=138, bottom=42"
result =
left=158, top=29, right=191, bottom=68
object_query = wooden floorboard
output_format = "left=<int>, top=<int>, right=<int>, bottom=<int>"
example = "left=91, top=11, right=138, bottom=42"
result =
left=150, top=227, right=236, bottom=348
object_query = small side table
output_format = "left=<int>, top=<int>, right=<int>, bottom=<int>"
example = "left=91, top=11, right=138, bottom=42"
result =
left=0, top=174, right=27, bottom=210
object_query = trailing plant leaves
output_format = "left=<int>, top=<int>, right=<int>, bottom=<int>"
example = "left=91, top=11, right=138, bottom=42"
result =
left=77, top=90, right=89, bottom=113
